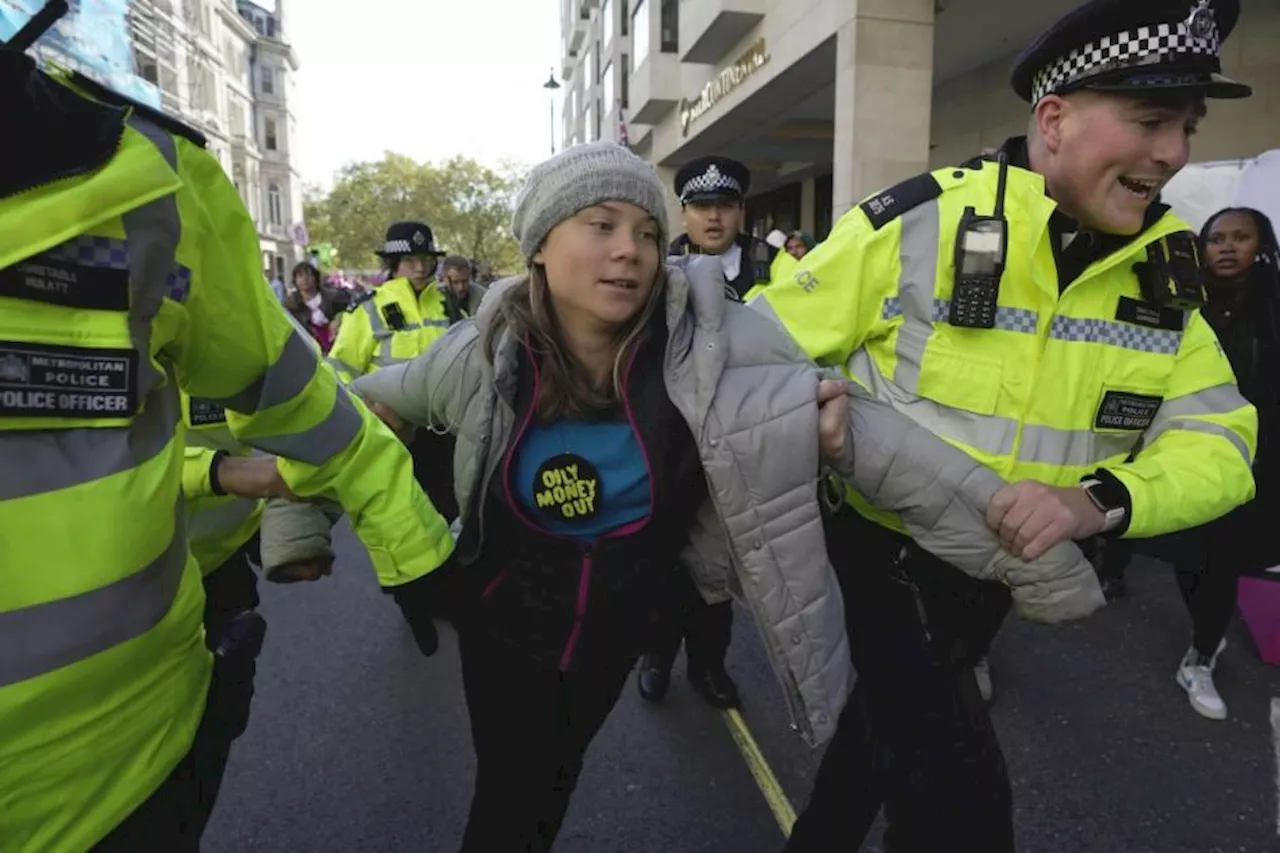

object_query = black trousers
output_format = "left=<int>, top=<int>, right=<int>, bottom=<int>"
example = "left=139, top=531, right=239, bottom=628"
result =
left=1098, top=519, right=1240, bottom=658
left=784, top=510, right=1015, bottom=853
left=94, top=548, right=263, bottom=852
left=646, top=577, right=733, bottom=675
left=457, top=628, right=636, bottom=853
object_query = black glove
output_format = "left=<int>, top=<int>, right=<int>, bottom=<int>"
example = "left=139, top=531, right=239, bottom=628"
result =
left=389, top=574, right=441, bottom=657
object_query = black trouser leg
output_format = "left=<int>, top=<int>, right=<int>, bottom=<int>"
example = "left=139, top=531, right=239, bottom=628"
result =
left=685, top=598, right=733, bottom=676
left=1171, top=520, right=1238, bottom=658
left=458, top=629, right=635, bottom=853
left=785, top=510, right=1015, bottom=853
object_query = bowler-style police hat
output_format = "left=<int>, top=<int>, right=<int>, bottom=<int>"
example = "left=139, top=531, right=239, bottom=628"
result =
left=377, top=221, right=443, bottom=257
left=675, top=156, right=751, bottom=205
left=1010, top=0, right=1251, bottom=104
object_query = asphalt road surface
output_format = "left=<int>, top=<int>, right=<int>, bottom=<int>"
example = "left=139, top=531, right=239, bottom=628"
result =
left=205, top=522, right=1280, bottom=852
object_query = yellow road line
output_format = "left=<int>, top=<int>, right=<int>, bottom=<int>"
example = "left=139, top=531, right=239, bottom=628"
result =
left=721, top=707, right=798, bottom=837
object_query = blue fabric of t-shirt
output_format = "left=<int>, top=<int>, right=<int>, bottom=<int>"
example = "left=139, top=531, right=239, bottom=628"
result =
left=511, top=418, right=651, bottom=541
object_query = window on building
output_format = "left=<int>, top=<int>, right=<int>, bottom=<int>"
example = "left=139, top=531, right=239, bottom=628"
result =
left=229, top=93, right=245, bottom=137
left=660, top=0, right=677, bottom=52
left=602, top=0, right=614, bottom=51
left=595, top=99, right=602, bottom=141
left=631, top=0, right=649, bottom=70
left=620, top=0, right=628, bottom=36
left=602, top=61, right=614, bottom=112
left=261, top=66, right=274, bottom=95
left=621, top=55, right=629, bottom=109
left=264, top=117, right=278, bottom=150
left=268, top=183, right=282, bottom=226
left=138, top=57, right=158, bottom=83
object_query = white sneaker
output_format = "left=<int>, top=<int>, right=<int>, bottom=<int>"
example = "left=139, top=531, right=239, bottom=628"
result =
left=973, top=657, right=993, bottom=703
left=1177, top=645, right=1228, bottom=721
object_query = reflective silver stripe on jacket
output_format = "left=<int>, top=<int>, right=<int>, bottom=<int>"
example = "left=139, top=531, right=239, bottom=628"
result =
left=1017, top=423, right=1140, bottom=468
left=207, top=331, right=318, bottom=414
left=0, top=500, right=189, bottom=688
left=245, top=385, right=363, bottom=466
left=364, top=297, right=450, bottom=370
left=189, top=495, right=261, bottom=544
left=882, top=297, right=1039, bottom=335
left=1143, top=383, right=1253, bottom=464
left=0, top=117, right=191, bottom=684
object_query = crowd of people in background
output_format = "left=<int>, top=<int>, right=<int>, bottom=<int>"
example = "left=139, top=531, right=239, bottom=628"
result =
left=261, top=250, right=500, bottom=354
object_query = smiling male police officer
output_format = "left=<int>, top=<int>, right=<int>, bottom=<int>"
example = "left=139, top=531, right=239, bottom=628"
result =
left=763, top=1, right=1258, bottom=850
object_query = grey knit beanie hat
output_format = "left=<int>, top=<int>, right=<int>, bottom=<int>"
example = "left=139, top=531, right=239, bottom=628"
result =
left=512, top=141, right=669, bottom=262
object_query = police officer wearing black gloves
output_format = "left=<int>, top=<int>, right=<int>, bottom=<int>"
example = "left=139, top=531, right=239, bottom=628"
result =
left=669, top=156, right=778, bottom=301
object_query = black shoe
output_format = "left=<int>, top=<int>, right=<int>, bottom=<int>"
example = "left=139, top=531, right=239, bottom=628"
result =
left=637, top=654, right=671, bottom=703
left=689, top=666, right=741, bottom=709
left=1100, top=575, right=1128, bottom=601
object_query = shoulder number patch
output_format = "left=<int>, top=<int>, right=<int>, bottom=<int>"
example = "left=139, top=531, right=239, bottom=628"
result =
left=859, top=174, right=944, bottom=231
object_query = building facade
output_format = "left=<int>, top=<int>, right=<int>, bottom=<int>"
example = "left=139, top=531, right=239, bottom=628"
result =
left=127, top=0, right=302, bottom=280
left=558, top=0, right=1280, bottom=240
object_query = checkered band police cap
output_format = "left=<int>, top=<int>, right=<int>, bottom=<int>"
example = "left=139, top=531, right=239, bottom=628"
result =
left=674, top=156, right=751, bottom=205
left=378, top=221, right=441, bottom=257
left=1011, top=0, right=1249, bottom=104
left=1031, top=16, right=1219, bottom=103
left=679, top=165, right=742, bottom=203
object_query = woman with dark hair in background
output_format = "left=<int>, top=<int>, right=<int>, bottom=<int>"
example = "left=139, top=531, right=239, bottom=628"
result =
left=283, top=261, right=349, bottom=353
left=1097, top=207, right=1280, bottom=720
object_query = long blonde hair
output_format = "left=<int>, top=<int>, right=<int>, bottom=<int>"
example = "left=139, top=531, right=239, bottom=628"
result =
left=484, top=263, right=666, bottom=421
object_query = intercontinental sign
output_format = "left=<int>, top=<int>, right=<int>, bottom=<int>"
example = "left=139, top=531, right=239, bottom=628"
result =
left=679, top=38, right=771, bottom=136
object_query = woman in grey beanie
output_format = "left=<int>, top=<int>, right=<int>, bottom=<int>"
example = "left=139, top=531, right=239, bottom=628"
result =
left=346, top=141, right=1103, bottom=851
left=353, top=140, right=856, bottom=851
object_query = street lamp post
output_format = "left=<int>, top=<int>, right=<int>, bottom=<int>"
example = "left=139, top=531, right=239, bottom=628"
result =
left=543, top=68, right=561, bottom=155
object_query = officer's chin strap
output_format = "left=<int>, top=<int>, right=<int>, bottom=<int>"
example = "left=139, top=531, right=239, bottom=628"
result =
left=1, top=0, right=68, bottom=53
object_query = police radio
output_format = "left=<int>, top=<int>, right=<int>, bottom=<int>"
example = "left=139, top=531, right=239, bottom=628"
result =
left=381, top=303, right=408, bottom=331
left=1134, top=232, right=1206, bottom=311
left=949, top=152, right=1010, bottom=330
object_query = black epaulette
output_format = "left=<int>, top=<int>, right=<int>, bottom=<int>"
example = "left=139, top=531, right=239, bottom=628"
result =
left=858, top=173, right=944, bottom=231
left=345, top=289, right=376, bottom=313
left=69, top=71, right=208, bottom=148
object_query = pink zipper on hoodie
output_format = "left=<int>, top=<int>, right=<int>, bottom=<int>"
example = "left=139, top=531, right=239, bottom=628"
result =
left=497, top=336, right=656, bottom=671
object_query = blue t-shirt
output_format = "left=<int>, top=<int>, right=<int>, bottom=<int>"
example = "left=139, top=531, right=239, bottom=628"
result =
left=511, top=418, right=651, bottom=541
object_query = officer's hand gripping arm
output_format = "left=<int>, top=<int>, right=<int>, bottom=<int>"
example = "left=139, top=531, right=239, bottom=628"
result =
left=170, top=140, right=452, bottom=588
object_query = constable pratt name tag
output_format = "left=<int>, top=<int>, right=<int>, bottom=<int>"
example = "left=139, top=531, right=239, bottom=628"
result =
left=1095, top=390, right=1162, bottom=431
left=0, top=341, right=138, bottom=418
left=0, top=255, right=130, bottom=311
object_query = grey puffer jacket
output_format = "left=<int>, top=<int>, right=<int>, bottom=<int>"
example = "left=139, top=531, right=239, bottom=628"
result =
left=314, top=254, right=1103, bottom=745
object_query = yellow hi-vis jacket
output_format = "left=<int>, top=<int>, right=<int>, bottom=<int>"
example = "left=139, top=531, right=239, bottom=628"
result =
left=0, top=70, right=452, bottom=853
left=181, top=394, right=263, bottom=575
left=759, top=158, right=1257, bottom=539
left=327, top=276, right=452, bottom=383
